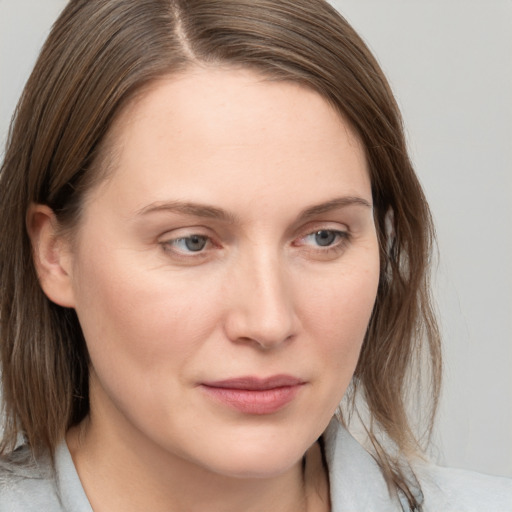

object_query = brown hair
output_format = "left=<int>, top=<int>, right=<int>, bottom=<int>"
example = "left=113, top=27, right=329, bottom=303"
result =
left=0, top=0, right=441, bottom=508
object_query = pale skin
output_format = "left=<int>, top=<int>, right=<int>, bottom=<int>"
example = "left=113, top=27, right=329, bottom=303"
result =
left=28, top=67, right=380, bottom=512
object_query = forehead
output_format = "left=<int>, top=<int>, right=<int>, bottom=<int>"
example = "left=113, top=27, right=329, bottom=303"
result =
left=87, top=66, right=370, bottom=217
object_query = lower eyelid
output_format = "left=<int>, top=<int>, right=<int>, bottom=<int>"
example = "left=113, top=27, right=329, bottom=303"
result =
left=160, top=228, right=349, bottom=256
left=299, top=230, right=348, bottom=247
left=160, top=235, right=212, bottom=254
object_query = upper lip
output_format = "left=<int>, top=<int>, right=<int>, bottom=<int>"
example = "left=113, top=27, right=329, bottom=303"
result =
left=201, top=375, right=305, bottom=390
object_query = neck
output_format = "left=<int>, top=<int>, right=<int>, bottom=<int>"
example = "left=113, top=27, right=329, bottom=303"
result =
left=67, top=416, right=328, bottom=512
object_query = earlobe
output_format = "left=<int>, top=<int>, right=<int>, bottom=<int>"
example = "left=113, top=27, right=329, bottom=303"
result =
left=26, top=204, right=76, bottom=308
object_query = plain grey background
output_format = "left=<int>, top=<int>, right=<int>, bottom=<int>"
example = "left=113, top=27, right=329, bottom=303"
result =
left=1, top=0, right=511, bottom=478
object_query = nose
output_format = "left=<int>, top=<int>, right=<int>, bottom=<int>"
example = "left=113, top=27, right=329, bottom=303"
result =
left=223, top=249, right=297, bottom=350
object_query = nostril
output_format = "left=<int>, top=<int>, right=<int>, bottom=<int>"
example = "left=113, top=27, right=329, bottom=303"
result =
left=223, top=302, right=297, bottom=349
left=223, top=256, right=297, bottom=348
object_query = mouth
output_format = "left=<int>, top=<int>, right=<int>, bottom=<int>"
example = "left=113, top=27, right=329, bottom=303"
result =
left=200, top=375, right=306, bottom=415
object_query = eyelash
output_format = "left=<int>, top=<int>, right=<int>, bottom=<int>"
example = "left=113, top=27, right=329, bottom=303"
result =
left=161, top=234, right=214, bottom=258
left=294, top=229, right=349, bottom=256
left=160, top=228, right=350, bottom=260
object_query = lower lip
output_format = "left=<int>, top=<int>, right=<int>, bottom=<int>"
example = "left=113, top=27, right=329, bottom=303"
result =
left=200, top=384, right=303, bottom=415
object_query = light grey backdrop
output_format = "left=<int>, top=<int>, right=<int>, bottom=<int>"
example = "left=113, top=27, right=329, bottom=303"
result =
left=1, top=0, right=511, bottom=478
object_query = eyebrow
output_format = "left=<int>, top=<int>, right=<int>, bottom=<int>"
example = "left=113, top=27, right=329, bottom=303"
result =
left=298, top=196, right=372, bottom=220
left=136, top=196, right=372, bottom=223
left=136, top=201, right=239, bottom=223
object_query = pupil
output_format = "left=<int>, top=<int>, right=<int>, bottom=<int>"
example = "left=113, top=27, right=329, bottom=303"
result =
left=315, top=230, right=335, bottom=247
left=185, top=235, right=207, bottom=252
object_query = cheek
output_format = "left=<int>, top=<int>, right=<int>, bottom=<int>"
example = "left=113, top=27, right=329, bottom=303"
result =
left=296, top=250, right=380, bottom=375
left=70, top=245, right=222, bottom=380
left=302, top=255, right=378, bottom=323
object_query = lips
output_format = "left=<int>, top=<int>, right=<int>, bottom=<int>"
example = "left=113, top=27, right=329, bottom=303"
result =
left=200, top=375, right=305, bottom=414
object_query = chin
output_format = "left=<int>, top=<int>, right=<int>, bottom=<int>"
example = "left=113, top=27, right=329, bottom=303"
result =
left=183, top=424, right=313, bottom=479
left=204, top=447, right=303, bottom=479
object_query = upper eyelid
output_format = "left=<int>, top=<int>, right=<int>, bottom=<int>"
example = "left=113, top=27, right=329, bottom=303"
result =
left=157, top=223, right=350, bottom=245
left=160, top=236, right=214, bottom=259
left=295, top=229, right=349, bottom=245
left=302, top=229, right=348, bottom=238
left=158, top=226, right=213, bottom=241
left=160, top=234, right=347, bottom=261
left=292, top=221, right=350, bottom=239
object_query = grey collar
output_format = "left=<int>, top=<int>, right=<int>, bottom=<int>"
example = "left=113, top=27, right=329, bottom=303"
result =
left=323, top=419, right=422, bottom=511
left=53, top=418, right=422, bottom=512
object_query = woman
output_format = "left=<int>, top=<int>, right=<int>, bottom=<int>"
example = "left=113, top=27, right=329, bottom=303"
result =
left=0, top=1, right=510, bottom=511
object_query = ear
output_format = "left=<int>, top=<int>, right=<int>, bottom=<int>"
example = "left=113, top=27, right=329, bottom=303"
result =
left=26, top=204, right=76, bottom=308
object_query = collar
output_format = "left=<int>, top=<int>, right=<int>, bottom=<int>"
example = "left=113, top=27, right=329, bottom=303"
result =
left=54, top=419, right=420, bottom=512
left=323, top=419, right=420, bottom=511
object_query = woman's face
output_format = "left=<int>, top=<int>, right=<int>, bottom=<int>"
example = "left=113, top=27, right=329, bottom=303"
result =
left=63, top=67, right=380, bottom=477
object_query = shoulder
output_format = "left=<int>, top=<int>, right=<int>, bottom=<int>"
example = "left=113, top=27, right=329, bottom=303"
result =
left=415, top=461, right=512, bottom=512
left=323, top=419, right=512, bottom=512
left=0, top=444, right=63, bottom=511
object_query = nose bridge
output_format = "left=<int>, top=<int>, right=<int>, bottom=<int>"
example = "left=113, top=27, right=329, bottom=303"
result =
left=225, top=243, right=296, bottom=348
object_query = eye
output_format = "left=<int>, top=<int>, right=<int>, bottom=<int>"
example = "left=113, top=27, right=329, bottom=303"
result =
left=164, top=234, right=210, bottom=254
left=292, top=227, right=350, bottom=260
left=302, top=229, right=346, bottom=248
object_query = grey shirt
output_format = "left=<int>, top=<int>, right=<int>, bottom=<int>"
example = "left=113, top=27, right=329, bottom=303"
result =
left=1, top=420, right=511, bottom=511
